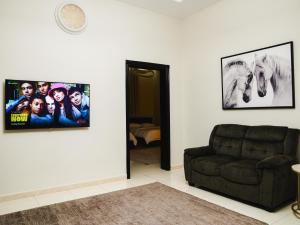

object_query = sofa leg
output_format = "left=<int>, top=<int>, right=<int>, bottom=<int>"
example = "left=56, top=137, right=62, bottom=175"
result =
left=188, top=181, right=195, bottom=186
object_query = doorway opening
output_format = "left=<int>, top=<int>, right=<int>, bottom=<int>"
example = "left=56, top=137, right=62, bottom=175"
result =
left=126, top=60, right=170, bottom=179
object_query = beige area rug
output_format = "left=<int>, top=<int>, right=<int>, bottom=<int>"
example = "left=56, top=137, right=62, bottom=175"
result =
left=130, top=147, right=160, bottom=165
left=0, top=182, right=267, bottom=225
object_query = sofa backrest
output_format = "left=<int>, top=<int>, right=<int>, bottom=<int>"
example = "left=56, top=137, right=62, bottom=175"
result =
left=209, top=124, right=248, bottom=158
left=241, top=126, right=288, bottom=160
left=209, top=124, right=299, bottom=161
left=283, top=129, right=299, bottom=157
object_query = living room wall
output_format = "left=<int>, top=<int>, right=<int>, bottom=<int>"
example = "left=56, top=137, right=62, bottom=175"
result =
left=0, top=0, right=184, bottom=196
left=182, top=0, right=300, bottom=160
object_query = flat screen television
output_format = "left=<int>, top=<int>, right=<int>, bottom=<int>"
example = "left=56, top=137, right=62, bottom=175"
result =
left=5, top=79, right=90, bottom=130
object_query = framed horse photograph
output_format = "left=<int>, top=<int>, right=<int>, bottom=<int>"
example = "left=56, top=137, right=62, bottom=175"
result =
left=221, top=41, right=294, bottom=110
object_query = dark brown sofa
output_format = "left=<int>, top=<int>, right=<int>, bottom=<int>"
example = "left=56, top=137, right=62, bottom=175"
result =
left=184, top=124, right=299, bottom=211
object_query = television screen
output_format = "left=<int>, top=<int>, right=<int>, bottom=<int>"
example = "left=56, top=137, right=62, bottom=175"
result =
left=5, top=79, right=90, bottom=130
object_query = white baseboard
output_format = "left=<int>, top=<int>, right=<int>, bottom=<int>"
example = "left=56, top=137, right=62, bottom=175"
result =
left=171, top=164, right=183, bottom=170
left=0, top=176, right=126, bottom=203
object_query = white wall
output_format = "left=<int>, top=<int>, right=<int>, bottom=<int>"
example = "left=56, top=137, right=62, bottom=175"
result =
left=0, top=0, right=184, bottom=196
left=182, top=0, right=300, bottom=160
left=1, top=0, right=299, bottom=197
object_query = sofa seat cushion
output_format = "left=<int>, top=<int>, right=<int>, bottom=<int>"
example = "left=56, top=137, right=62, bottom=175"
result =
left=191, top=155, right=234, bottom=176
left=221, top=160, right=260, bottom=185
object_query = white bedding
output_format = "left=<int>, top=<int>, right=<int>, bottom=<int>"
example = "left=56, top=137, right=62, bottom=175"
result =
left=129, top=132, right=138, bottom=146
left=131, top=126, right=160, bottom=144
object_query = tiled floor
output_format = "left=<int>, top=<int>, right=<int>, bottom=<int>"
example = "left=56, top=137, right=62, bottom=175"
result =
left=0, top=162, right=299, bottom=225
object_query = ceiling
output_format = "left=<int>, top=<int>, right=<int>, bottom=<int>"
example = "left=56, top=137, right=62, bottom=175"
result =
left=116, top=0, right=222, bottom=19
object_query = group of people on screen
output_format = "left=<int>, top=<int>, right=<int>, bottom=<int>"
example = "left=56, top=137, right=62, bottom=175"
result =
left=6, top=81, right=90, bottom=127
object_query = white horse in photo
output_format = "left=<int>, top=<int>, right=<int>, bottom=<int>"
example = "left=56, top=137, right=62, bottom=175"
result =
left=223, top=59, right=254, bottom=108
left=253, top=54, right=292, bottom=106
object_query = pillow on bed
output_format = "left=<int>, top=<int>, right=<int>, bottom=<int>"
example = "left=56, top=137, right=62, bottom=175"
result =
left=130, top=123, right=142, bottom=129
left=141, top=123, right=156, bottom=128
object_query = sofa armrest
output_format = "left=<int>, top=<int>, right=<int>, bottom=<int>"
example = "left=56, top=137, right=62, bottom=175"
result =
left=256, top=155, right=294, bottom=169
left=184, top=146, right=213, bottom=183
left=184, top=146, right=213, bottom=159
left=258, top=155, right=297, bottom=209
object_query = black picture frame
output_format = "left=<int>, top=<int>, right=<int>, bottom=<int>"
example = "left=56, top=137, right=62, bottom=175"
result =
left=221, top=41, right=294, bottom=110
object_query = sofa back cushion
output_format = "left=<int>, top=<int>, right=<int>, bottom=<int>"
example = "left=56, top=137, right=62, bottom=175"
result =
left=211, top=124, right=248, bottom=158
left=241, top=126, right=288, bottom=160
left=284, top=129, right=299, bottom=156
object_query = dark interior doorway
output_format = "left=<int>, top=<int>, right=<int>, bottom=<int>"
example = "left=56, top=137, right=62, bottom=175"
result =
left=126, top=60, right=170, bottom=179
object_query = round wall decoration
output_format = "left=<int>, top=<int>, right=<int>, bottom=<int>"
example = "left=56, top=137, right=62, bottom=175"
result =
left=55, top=2, right=87, bottom=34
